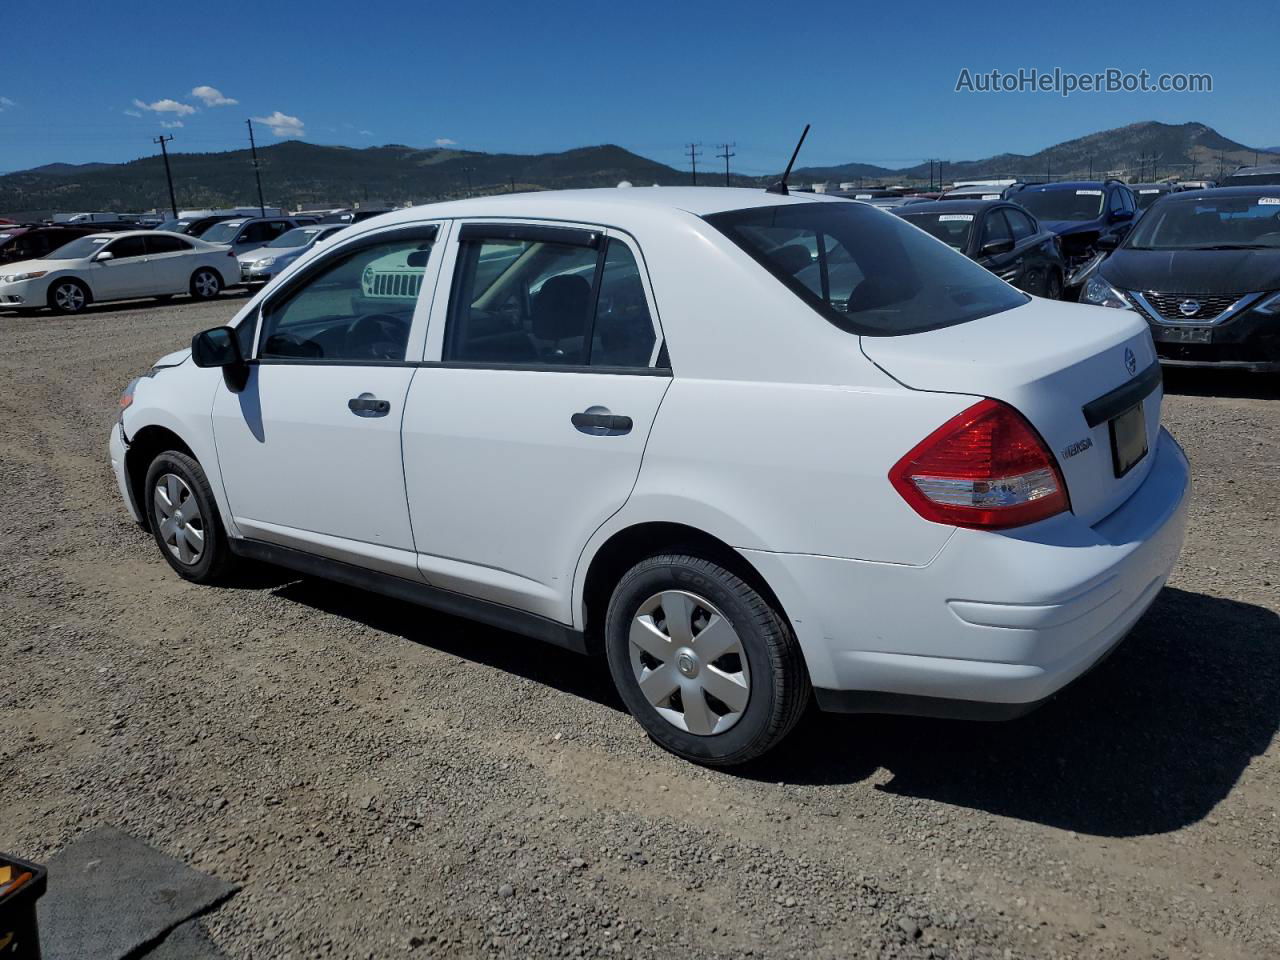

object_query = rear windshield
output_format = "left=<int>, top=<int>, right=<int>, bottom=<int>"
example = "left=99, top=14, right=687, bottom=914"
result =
left=1016, top=188, right=1105, bottom=221
left=1134, top=189, right=1167, bottom=211
left=898, top=212, right=974, bottom=251
left=1126, top=195, right=1280, bottom=250
left=705, top=201, right=1026, bottom=336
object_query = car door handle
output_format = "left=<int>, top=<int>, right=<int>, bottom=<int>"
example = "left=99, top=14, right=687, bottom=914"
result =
left=348, top=395, right=391, bottom=417
left=572, top=410, right=632, bottom=435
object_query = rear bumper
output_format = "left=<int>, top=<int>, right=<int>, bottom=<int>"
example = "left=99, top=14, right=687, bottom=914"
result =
left=742, top=427, right=1190, bottom=716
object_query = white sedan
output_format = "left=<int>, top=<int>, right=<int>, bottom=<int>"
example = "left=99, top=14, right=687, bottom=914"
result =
left=109, top=187, right=1189, bottom=766
left=0, top=230, right=238, bottom=314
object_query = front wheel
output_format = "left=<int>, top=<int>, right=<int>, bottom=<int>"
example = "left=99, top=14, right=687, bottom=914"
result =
left=1044, top=269, right=1064, bottom=300
left=604, top=553, right=810, bottom=766
left=190, top=268, right=222, bottom=300
left=48, top=278, right=90, bottom=314
left=144, top=450, right=236, bottom=583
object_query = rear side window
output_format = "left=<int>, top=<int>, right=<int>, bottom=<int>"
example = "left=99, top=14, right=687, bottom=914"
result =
left=445, top=231, right=659, bottom=368
left=706, top=202, right=1027, bottom=336
left=145, top=234, right=192, bottom=254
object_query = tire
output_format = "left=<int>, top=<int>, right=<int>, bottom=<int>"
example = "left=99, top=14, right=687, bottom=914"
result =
left=47, top=278, right=90, bottom=314
left=143, top=450, right=235, bottom=583
left=603, top=552, right=811, bottom=767
left=190, top=268, right=222, bottom=300
left=1044, top=270, right=1064, bottom=300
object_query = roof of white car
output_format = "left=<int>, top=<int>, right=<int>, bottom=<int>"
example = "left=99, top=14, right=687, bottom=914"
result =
left=367, top=187, right=839, bottom=229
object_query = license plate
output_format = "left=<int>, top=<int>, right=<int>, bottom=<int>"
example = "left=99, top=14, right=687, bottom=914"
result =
left=1153, top=325, right=1212, bottom=344
left=1109, top=402, right=1148, bottom=477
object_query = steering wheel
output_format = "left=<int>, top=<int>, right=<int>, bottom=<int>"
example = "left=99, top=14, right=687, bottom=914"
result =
left=344, top=313, right=408, bottom=360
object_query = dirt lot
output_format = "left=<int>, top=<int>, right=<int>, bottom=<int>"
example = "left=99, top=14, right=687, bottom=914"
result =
left=1, top=294, right=1277, bottom=960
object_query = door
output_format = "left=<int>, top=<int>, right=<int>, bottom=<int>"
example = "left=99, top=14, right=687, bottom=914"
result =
left=402, top=224, right=670, bottom=623
left=144, top=233, right=195, bottom=292
left=975, top=209, right=1021, bottom=285
left=1003, top=207, right=1049, bottom=294
left=92, top=235, right=155, bottom=298
left=210, top=224, right=442, bottom=577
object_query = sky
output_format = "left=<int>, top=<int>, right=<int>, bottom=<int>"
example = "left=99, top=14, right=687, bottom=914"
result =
left=1, top=0, right=1277, bottom=175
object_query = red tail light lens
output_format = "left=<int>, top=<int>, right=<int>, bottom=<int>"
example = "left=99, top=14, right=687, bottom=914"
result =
left=889, top=398, right=1069, bottom=530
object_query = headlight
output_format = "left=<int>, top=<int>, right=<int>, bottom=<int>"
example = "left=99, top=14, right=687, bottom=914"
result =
left=1, top=270, right=47, bottom=283
left=1082, top=274, right=1132, bottom=309
left=252, top=257, right=275, bottom=269
left=118, top=377, right=141, bottom=419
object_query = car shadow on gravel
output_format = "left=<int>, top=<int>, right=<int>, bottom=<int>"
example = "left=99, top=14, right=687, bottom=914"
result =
left=271, top=578, right=624, bottom=709
left=746, top=586, right=1280, bottom=837
left=1162, top=367, right=1280, bottom=400
left=0, top=290, right=250, bottom=319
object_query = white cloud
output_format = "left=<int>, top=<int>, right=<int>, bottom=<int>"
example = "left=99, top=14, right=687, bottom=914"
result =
left=253, top=111, right=305, bottom=138
left=434, top=137, right=456, bottom=147
left=124, top=108, right=143, bottom=118
left=160, top=120, right=184, bottom=128
left=0, top=96, right=14, bottom=111
left=359, top=129, right=373, bottom=136
left=191, top=85, right=237, bottom=107
left=133, top=97, right=196, bottom=116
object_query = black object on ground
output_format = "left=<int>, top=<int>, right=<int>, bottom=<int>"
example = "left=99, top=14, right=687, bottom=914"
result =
left=0, top=852, right=48, bottom=959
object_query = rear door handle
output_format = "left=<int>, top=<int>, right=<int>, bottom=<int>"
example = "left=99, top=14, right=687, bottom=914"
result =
left=572, top=410, right=632, bottom=436
left=348, top=394, right=391, bottom=417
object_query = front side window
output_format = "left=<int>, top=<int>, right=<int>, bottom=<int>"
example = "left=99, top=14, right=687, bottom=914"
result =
left=980, top=210, right=1013, bottom=249
left=256, top=234, right=434, bottom=362
left=445, top=231, right=659, bottom=368
left=1005, top=209, right=1035, bottom=240
left=707, top=202, right=1026, bottom=336
left=106, top=236, right=147, bottom=259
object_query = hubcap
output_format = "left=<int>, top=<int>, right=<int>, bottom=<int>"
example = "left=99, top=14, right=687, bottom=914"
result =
left=55, top=284, right=85, bottom=310
left=195, top=272, right=219, bottom=296
left=152, top=473, right=205, bottom=565
left=629, top=590, right=751, bottom=736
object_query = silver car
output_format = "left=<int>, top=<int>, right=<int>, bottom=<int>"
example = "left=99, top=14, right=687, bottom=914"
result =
left=236, top=224, right=347, bottom=285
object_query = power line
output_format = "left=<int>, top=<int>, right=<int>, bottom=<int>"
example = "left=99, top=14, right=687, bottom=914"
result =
left=715, top=143, right=735, bottom=186
left=685, top=142, right=702, bottom=186
left=152, top=135, right=178, bottom=218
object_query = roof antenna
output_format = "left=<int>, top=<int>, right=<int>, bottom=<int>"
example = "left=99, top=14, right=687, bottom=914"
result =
left=766, top=124, right=811, bottom=195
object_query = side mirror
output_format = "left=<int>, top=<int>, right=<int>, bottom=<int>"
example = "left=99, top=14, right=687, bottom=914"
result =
left=94, top=251, right=114, bottom=262
left=1095, top=234, right=1121, bottom=252
left=1109, top=209, right=1134, bottom=223
left=192, top=326, right=249, bottom=391
left=981, top=238, right=1015, bottom=256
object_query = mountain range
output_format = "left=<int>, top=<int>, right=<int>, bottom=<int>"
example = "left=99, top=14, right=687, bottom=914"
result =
left=1, top=121, right=1276, bottom=217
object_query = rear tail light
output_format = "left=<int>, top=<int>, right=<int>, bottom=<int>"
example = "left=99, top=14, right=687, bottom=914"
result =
left=889, top=398, right=1069, bottom=530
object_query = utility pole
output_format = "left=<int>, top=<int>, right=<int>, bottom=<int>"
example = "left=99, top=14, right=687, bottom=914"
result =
left=1088, top=156, right=1093, bottom=179
left=462, top=166, right=474, bottom=197
left=685, top=142, right=702, bottom=186
left=509, top=176, right=515, bottom=193
left=246, top=119, right=266, bottom=217
left=716, top=143, right=735, bottom=186
left=153, top=135, right=178, bottom=218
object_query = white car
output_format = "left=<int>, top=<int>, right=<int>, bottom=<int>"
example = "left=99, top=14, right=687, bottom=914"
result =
left=0, top=231, right=238, bottom=314
left=109, top=187, right=1190, bottom=766
left=237, top=224, right=347, bottom=286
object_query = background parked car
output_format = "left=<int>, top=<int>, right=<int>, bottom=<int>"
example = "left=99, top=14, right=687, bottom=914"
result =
left=153, top=214, right=247, bottom=238
left=0, top=230, right=237, bottom=313
left=1081, top=186, right=1280, bottom=371
left=1220, top=164, right=1280, bottom=187
left=1006, top=179, right=1137, bottom=295
left=318, top=208, right=394, bottom=225
left=1130, top=182, right=1178, bottom=213
left=198, top=216, right=317, bottom=258
left=237, top=224, right=347, bottom=285
left=0, top=225, right=98, bottom=266
left=895, top=199, right=1066, bottom=298
left=942, top=185, right=1008, bottom=201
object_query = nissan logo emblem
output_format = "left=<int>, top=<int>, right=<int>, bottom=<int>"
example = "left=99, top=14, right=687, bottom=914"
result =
left=1178, top=299, right=1201, bottom=317
left=1124, top=347, right=1137, bottom=376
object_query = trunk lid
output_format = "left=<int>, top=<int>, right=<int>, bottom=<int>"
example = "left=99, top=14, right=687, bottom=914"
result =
left=861, top=298, right=1162, bottom=527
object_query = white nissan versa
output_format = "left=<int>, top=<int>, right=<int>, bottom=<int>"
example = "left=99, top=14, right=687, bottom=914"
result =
left=109, top=188, right=1190, bottom=766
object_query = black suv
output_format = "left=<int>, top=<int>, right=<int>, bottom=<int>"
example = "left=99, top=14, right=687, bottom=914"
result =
left=1005, top=180, right=1137, bottom=294
left=1082, top=187, right=1280, bottom=371
left=894, top=199, right=1067, bottom=298
left=0, top=225, right=98, bottom=266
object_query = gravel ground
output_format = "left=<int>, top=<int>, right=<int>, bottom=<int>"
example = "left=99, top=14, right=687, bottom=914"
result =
left=1, top=294, right=1277, bottom=960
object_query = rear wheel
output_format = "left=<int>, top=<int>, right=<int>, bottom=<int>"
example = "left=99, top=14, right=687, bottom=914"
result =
left=190, top=268, right=222, bottom=300
left=604, top=553, right=810, bottom=766
left=48, top=278, right=90, bottom=314
left=144, top=450, right=235, bottom=583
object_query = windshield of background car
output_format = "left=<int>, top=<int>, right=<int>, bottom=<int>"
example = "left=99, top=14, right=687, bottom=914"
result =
left=705, top=201, right=1027, bottom=336
left=898, top=212, right=974, bottom=251
left=268, top=228, right=321, bottom=249
left=45, top=236, right=111, bottom=260
left=1126, top=196, right=1280, bottom=250
left=1134, top=189, right=1167, bottom=211
left=155, top=220, right=189, bottom=233
left=1016, top=188, right=1105, bottom=221
left=199, top=222, right=244, bottom=244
